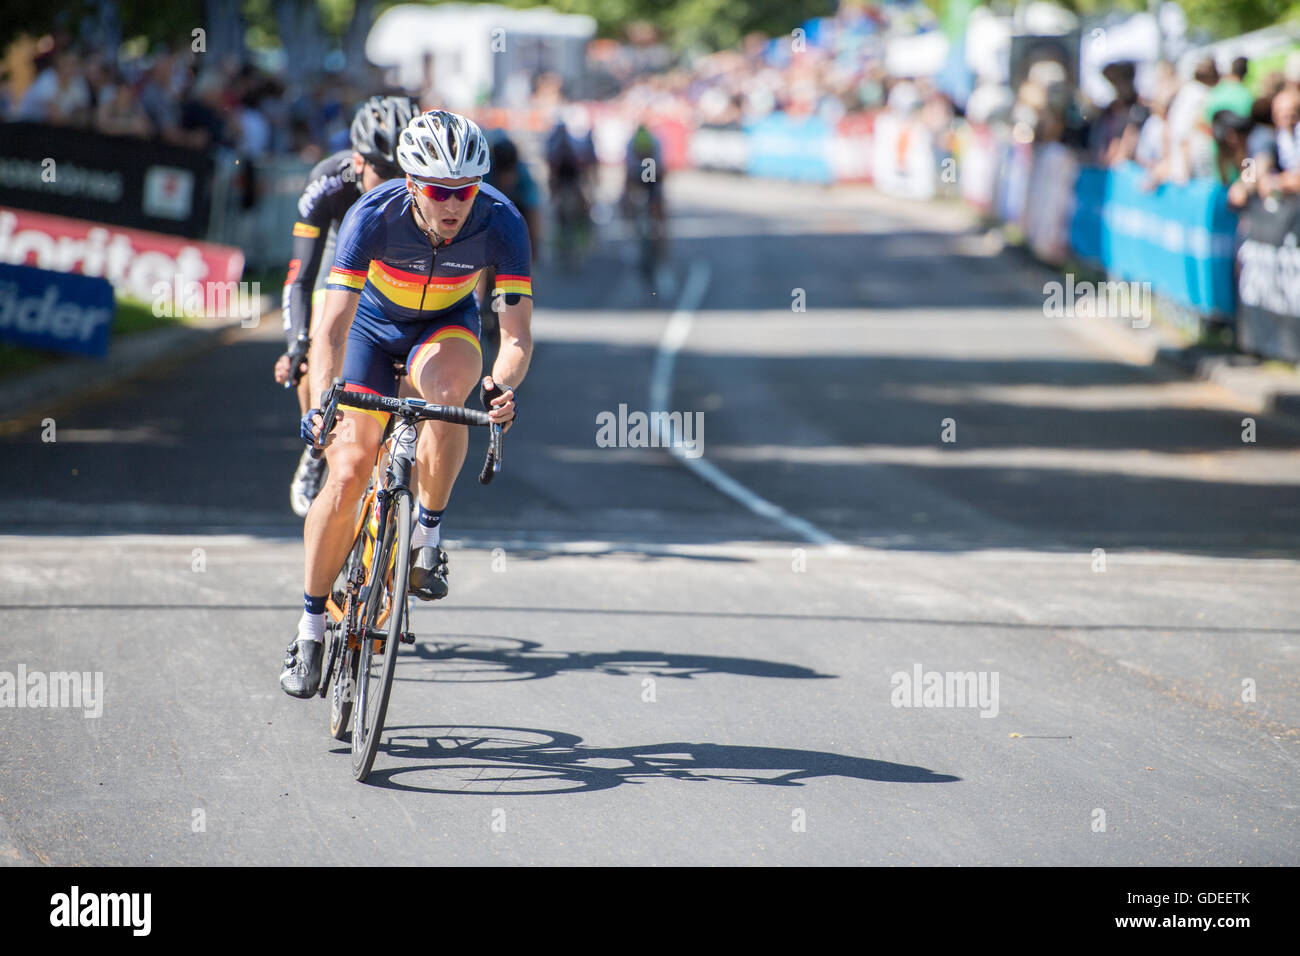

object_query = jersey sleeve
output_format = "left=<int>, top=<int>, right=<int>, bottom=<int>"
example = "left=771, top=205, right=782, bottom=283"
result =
left=488, top=201, right=532, bottom=304
left=326, top=197, right=386, bottom=293
left=281, top=169, right=341, bottom=345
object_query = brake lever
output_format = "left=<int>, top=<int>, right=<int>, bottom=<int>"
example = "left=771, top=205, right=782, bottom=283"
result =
left=310, top=377, right=345, bottom=461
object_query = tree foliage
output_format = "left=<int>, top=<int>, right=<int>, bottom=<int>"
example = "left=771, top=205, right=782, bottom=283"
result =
left=13, top=0, right=1300, bottom=59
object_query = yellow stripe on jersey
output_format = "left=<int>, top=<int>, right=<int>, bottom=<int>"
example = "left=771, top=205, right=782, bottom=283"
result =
left=494, top=275, right=532, bottom=297
left=366, top=260, right=481, bottom=312
left=293, top=222, right=321, bottom=238
left=328, top=267, right=366, bottom=290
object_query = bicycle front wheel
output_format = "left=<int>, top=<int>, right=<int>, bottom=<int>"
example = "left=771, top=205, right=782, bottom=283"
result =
left=350, top=490, right=411, bottom=781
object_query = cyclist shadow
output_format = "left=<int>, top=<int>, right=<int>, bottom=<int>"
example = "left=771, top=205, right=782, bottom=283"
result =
left=354, top=725, right=960, bottom=794
left=396, top=635, right=837, bottom=684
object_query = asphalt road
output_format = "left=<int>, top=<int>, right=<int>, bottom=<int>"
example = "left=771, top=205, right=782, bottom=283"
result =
left=1, top=171, right=1297, bottom=865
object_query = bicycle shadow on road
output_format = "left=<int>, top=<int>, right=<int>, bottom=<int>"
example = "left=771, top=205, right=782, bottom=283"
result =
left=395, top=634, right=836, bottom=683
left=353, top=725, right=959, bottom=794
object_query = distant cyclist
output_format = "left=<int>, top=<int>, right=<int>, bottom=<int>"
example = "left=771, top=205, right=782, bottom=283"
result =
left=280, top=110, right=532, bottom=699
left=544, top=105, right=597, bottom=264
left=275, top=94, right=418, bottom=516
left=621, top=122, right=667, bottom=278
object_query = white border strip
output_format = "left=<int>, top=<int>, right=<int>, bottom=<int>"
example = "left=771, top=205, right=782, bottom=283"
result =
left=649, top=261, right=848, bottom=550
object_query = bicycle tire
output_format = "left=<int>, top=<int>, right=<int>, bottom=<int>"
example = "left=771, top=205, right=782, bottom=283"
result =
left=351, top=490, right=411, bottom=781
left=321, top=525, right=365, bottom=701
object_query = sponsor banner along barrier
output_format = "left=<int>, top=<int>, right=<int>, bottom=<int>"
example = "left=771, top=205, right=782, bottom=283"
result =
left=1070, top=163, right=1237, bottom=316
left=650, top=117, right=692, bottom=172
left=828, top=112, right=873, bottom=184
left=955, top=122, right=997, bottom=212
left=993, top=138, right=1033, bottom=228
left=871, top=111, right=936, bottom=200
left=1235, top=194, right=1300, bottom=361
left=743, top=112, right=834, bottom=184
left=0, top=262, right=114, bottom=357
left=0, top=122, right=214, bottom=239
left=689, top=124, right=748, bottom=173
left=1022, top=143, right=1079, bottom=266
left=0, top=206, right=244, bottom=304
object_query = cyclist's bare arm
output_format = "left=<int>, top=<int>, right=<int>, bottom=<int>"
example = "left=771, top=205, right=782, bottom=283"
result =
left=309, top=288, right=361, bottom=410
left=488, top=296, right=532, bottom=431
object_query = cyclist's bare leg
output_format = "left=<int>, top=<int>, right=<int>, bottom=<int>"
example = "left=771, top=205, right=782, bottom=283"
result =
left=303, top=407, right=385, bottom=596
left=410, top=337, right=482, bottom=511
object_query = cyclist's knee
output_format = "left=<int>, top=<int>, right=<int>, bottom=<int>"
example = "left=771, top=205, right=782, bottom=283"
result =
left=414, top=348, right=480, bottom=406
left=324, top=444, right=376, bottom=494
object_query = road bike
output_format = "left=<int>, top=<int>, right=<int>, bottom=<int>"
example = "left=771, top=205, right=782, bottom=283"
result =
left=310, top=376, right=503, bottom=781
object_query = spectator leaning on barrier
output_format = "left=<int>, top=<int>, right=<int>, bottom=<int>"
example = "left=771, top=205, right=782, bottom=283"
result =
left=16, top=50, right=91, bottom=125
left=1094, top=60, right=1138, bottom=165
left=1132, top=81, right=1176, bottom=171
left=1229, top=87, right=1300, bottom=208
left=96, top=71, right=152, bottom=138
left=1212, top=109, right=1252, bottom=190
left=137, top=53, right=186, bottom=144
left=1165, top=57, right=1219, bottom=184
left=1273, top=86, right=1300, bottom=175
left=179, top=71, right=230, bottom=152
left=1207, top=57, right=1254, bottom=122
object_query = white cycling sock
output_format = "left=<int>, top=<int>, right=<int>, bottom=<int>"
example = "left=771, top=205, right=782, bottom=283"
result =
left=297, top=610, right=326, bottom=644
left=410, top=520, right=441, bottom=550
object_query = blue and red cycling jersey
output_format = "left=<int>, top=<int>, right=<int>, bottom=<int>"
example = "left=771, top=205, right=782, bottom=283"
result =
left=323, top=177, right=531, bottom=400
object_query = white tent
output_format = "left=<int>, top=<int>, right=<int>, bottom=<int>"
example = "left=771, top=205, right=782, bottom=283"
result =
left=366, top=3, right=596, bottom=109
left=1176, top=22, right=1300, bottom=78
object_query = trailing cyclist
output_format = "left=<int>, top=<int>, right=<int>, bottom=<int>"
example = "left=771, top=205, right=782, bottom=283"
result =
left=621, top=121, right=667, bottom=279
left=544, top=105, right=597, bottom=266
left=280, top=109, right=533, bottom=699
left=275, top=94, right=419, bottom=517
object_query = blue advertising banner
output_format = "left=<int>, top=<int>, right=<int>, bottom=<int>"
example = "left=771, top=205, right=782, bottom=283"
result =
left=1070, top=163, right=1237, bottom=316
left=0, top=262, right=115, bottom=357
left=743, top=112, right=833, bottom=184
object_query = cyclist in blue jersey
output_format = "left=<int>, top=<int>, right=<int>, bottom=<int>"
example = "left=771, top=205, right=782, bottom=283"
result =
left=280, top=110, right=533, bottom=699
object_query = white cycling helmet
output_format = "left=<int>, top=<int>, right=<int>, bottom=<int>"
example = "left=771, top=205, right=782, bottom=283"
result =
left=397, top=110, right=492, bottom=180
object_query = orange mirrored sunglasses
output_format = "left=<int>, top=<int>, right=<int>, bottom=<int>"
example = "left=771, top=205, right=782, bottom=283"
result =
left=414, top=180, right=480, bottom=202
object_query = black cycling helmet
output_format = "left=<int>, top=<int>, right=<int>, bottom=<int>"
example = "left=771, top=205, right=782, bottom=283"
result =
left=491, top=136, right=519, bottom=172
left=350, top=95, right=420, bottom=177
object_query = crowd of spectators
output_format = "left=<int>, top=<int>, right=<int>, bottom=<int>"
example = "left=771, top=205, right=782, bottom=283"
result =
left=0, top=35, right=384, bottom=165
left=1081, top=52, right=1300, bottom=208
left=580, top=7, right=1300, bottom=218
left=12, top=13, right=1300, bottom=216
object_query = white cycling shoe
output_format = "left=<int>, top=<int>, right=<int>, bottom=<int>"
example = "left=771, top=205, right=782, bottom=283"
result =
left=290, top=447, right=327, bottom=517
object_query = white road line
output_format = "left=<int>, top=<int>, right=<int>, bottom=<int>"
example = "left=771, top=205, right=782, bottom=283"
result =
left=649, top=261, right=849, bottom=550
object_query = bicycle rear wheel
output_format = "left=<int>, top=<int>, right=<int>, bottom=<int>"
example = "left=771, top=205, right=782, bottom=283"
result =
left=350, top=489, right=411, bottom=781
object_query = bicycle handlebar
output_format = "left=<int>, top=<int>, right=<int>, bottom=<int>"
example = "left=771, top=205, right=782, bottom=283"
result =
left=310, top=378, right=504, bottom=484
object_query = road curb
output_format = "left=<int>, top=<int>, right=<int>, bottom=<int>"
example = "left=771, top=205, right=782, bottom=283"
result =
left=1150, top=345, right=1300, bottom=420
left=0, top=296, right=274, bottom=437
left=999, top=242, right=1300, bottom=422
